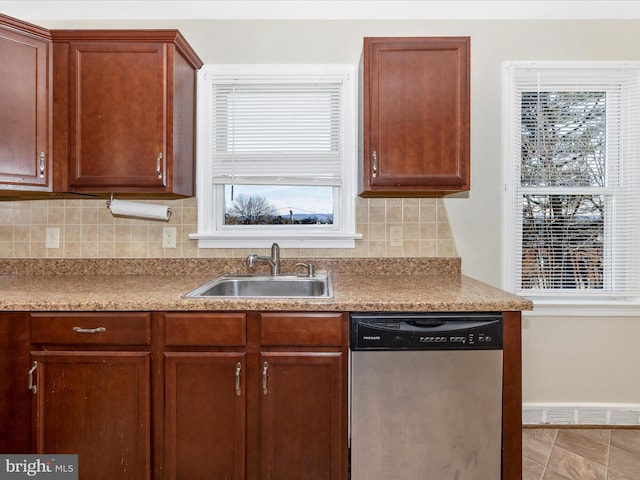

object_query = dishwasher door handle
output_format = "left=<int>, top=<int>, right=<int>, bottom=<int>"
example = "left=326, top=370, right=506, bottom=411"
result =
left=405, top=320, right=445, bottom=328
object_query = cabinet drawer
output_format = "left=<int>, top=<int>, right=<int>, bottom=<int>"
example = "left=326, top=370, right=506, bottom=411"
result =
left=30, top=313, right=151, bottom=345
left=260, top=313, right=344, bottom=346
left=164, top=313, right=246, bottom=346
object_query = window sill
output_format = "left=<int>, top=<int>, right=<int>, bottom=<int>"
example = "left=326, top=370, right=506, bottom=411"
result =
left=188, top=232, right=362, bottom=249
left=524, top=299, right=640, bottom=317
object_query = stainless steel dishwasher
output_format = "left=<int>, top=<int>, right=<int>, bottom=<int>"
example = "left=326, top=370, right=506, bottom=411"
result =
left=350, top=312, right=503, bottom=480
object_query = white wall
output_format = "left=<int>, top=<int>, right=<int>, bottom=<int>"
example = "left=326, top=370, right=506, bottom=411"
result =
left=24, top=16, right=640, bottom=404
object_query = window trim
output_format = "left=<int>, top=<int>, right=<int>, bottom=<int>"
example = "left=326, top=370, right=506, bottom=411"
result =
left=501, top=61, right=640, bottom=311
left=190, top=64, right=361, bottom=249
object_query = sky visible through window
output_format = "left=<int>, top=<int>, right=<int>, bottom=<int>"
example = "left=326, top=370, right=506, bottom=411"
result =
left=224, top=185, right=334, bottom=225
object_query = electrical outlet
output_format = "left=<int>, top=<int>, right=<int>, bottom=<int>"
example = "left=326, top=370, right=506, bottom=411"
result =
left=45, top=227, right=59, bottom=249
left=162, top=227, right=177, bottom=248
left=390, top=226, right=403, bottom=247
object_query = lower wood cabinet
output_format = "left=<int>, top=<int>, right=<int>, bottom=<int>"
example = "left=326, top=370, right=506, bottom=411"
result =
left=26, top=311, right=350, bottom=480
left=0, top=312, right=30, bottom=453
left=29, top=312, right=152, bottom=480
left=256, top=312, right=346, bottom=480
left=30, top=351, right=151, bottom=480
left=161, top=311, right=348, bottom=480
left=258, top=351, right=343, bottom=480
left=164, top=352, right=246, bottom=478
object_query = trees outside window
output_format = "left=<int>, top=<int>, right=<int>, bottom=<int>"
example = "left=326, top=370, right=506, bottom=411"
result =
left=520, top=91, right=606, bottom=290
left=503, top=62, right=640, bottom=304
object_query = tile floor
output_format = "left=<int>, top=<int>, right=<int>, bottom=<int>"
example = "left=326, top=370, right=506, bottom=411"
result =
left=523, top=428, right=640, bottom=480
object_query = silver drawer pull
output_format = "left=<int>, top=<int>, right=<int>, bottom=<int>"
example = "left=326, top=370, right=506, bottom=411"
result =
left=235, top=362, right=242, bottom=396
left=28, top=361, right=37, bottom=394
left=73, top=326, right=106, bottom=334
left=262, top=361, right=269, bottom=396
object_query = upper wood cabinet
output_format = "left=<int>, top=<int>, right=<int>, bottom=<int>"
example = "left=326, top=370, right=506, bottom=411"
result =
left=359, top=37, right=470, bottom=196
left=0, top=15, right=52, bottom=192
left=51, top=30, right=203, bottom=197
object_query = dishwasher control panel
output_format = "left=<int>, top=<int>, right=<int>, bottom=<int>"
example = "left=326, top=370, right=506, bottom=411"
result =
left=350, top=312, right=503, bottom=350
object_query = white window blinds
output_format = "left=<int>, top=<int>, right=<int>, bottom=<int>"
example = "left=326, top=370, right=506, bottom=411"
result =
left=503, top=62, right=640, bottom=301
left=208, top=72, right=345, bottom=187
left=192, top=64, right=360, bottom=249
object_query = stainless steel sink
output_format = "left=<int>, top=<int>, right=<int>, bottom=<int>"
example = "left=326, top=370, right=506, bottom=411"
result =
left=183, top=273, right=333, bottom=299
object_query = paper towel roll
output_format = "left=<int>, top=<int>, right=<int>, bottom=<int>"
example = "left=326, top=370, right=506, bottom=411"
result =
left=108, top=199, right=172, bottom=221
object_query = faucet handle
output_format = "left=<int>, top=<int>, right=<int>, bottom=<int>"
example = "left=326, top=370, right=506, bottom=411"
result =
left=295, top=262, right=314, bottom=277
left=246, top=254, right=258, bottom=268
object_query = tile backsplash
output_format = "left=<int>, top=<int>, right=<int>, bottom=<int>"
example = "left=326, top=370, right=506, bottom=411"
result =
left=0, top=196, right=457, bottom=259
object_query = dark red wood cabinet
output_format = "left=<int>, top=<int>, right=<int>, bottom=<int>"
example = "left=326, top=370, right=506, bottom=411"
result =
left=51, top=30, right=202, bottom=197
left=0, top=13, right=202, bottom=197
left=161, top=311, right=348, bottom=480
left=359, top=37, right=470, bottom=196
left=162, top=312, right=248, bottom=480
left=29, top=313, right=153, bottom=480
left=0, top=15, right=52, bottom=192
left=0, top=312, right=30, bottom=452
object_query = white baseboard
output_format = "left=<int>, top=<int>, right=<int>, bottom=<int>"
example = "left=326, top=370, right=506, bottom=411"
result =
left=523, top=403, right=640, bottom=426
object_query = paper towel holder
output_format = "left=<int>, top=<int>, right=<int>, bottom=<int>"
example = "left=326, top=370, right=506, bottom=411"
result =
left=106, top=194, right=172, bottom=221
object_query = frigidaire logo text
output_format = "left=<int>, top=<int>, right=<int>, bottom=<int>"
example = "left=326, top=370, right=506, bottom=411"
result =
left=363, top=336, right=381, bottom=340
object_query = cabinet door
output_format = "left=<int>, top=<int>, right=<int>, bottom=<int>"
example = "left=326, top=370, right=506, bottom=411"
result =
left=0, top=18, right=51, bottom=191
left=68, top=42, right=166, bottom=189
left=31, top=351, right=151, bottom=480
left=360, top=37, right=470, bottom=195
left=164, top=352, right=246, bottom=480
left=0, top=313, right=30, bottom=453
left=259, top=352, right=344, bottom=480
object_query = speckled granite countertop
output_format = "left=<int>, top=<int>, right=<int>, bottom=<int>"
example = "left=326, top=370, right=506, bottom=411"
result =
left=0, top=258, right=532, bottom=312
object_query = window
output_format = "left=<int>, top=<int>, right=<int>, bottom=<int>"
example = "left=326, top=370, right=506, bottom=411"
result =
left=190, top=64, right=361, bottom=248
left=502, top=62, right=640, bottom=306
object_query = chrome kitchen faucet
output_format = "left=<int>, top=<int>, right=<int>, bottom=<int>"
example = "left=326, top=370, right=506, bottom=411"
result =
left=246, top=243, right=281, bottom=275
